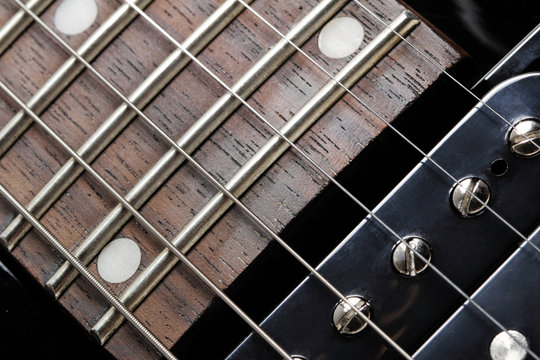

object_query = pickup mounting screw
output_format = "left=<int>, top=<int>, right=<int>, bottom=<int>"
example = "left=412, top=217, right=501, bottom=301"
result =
left=490, top=330, right=528, bottom=360
left=451, top=177, right=490, bottom=217
left=508, top=118, right=540, bottom=157
left=332, top=296, right=371, bottom=336
left=392, top=237, right=431, bottom=276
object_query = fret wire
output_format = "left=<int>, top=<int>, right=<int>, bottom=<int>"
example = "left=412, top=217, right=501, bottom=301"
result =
left=351, top=0, right=540, bottom=154
left=45, top=0, right=349, bottom=306
left=8, top=1, right=533, bottom=359
left=0, top=186, right=177, bottom=360
left=0, top=68, right=294, bottom=360
left=35, top=0, right=347, bottom=300
left=236, top=1, right=540, bottom=257
left=214, top=1, right=540, bottom=357
left=9, top=1, right=414, bottom=358
left=14, top=0, right=534, bottom=358
left=1, top=0, right=249, bottom=253
left=108, top=1, right=539, bottom=358
left=0, top=0, right=153, bottom=160
left=0, top=0, right=53, bottom=55
left=93, top=11, right=418, bottom=356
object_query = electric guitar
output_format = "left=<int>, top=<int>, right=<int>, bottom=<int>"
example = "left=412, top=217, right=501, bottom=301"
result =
left=0, top=0, right=537, bottom=359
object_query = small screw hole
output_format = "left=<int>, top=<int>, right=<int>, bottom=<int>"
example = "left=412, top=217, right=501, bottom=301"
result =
left=490, top=159, right=508, bottom=176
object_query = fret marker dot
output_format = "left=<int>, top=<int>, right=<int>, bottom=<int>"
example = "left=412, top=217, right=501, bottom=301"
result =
left=97, top=238, right=141, bottom=284
left=54, top=0, right=98, bottom=35
left=318, top=17, right=364, bottom=59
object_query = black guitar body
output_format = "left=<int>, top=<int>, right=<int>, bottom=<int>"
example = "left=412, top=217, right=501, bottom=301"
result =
left=0, top=1, right=538, bottom=359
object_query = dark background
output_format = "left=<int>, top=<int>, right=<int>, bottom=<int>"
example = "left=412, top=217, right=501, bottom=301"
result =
left=1, top=1, right=539, bottom=359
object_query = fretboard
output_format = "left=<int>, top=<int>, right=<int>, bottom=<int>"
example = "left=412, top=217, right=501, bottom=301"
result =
left=0, top=0, right=463, bottom=358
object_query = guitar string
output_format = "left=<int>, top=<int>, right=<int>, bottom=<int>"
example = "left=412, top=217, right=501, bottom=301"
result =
left=351, top=0, right=540, bottom=154
left=211, top=1, right=540, bottom=355
left=229, top=4, right=540, bottom=352
left=6, top=0, right=413, bottom=360
left=13, top=2, right=536, bottom=360
left=0, top=186, right=177, bottom=359
left=236, top=0, right=540, bottom=256
left=109, top=1, right=540, bottom=358
left=11, top=0, right=536, bottom=358
left=0, top=0, right=54, bottom=55
left=6, top=1, right=416, bottom=359
left=0, top=70, right=294, bottom=360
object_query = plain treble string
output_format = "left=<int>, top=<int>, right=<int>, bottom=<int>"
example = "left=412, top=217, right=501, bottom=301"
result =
left=351, top=0, right=540, bottom=154
left=236, top=0, right=540, bottom=257
left=9, top=1, right=415, bottom=358
left=117, top=1, right=540, bottom=358
left=0, top=57, right=294, bottom=360
left=0, top=0, right=53, bottom=55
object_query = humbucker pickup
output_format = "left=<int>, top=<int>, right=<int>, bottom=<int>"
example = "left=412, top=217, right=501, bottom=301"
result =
left=226, top=73, right=540, bottom=359
left=415, top=226, right=540, bottom=359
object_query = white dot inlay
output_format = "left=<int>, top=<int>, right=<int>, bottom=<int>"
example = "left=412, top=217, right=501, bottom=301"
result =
left=54, top=0, right=98, bottom=35
left=97, top=238, right=141, bottom=284
left=318, top=17, right=364, bottom=59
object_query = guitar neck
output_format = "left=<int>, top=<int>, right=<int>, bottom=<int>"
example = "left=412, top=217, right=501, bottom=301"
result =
left=0, top=0, right=465, bottom=359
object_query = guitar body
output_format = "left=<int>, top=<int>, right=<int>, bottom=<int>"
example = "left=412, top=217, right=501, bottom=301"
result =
left=0, top=0, right=537, bottom=359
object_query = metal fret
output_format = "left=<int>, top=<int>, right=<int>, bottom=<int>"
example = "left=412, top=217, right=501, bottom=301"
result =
left=46, top=0, right=349, bottom=298
left=0, top=182, right=177, bottom=360
left=239, top=0, right=540, bottom=257
left=0, top=0, right=152, bottom=163
left=100, top=2, right=540, bottom=358
left=92, top=10, right=420, bottom=344
left=0, top=0, right=52, bottom=55
left=4, top=0, right=532, bottom=358
left=0, top=0, right=248, bottom=251
left=3, top=2, right=416, bottom=357
left=0, top=56, right=293, bottom=360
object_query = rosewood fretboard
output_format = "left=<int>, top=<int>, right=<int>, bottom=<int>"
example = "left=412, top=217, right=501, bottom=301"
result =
left=0, top=0, right=463, bottom=358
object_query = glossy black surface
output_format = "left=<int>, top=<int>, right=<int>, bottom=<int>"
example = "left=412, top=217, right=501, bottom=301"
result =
left=473, top=24, right=540, bottom=94
left=226, top=74, right=540, bottom=359
left=0, top=247, right=113, bottom=359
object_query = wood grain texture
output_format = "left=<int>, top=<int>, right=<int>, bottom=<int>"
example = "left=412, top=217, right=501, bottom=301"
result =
left=0, top=0, right=464, bottom=358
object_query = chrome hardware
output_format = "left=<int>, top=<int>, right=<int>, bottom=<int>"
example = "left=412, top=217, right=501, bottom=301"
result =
left=451, top=177, right=490, bottom=217
left=490, top=330, right=528, bottom=360
left=292, top=356, right=308, bottom=360
left=508, top=118, right=540, bottom=157
left=392, top=237, right=431, bottom=276
left=92, top=9, right=420, bottom=343
left=332, top=296, right=371, bottom=336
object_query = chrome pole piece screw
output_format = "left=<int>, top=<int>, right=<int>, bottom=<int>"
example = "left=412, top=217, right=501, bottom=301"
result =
left=292, top=356, right=308, bottom=360
left=490, top=330, right=528, bottom=360
left=508, top=118, right=540, bottom=157
left=332, top=296, right=371, bottom=336
left=451, top=177, right=490, bottom=217
left=392, top=237, right=431, bottom=276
